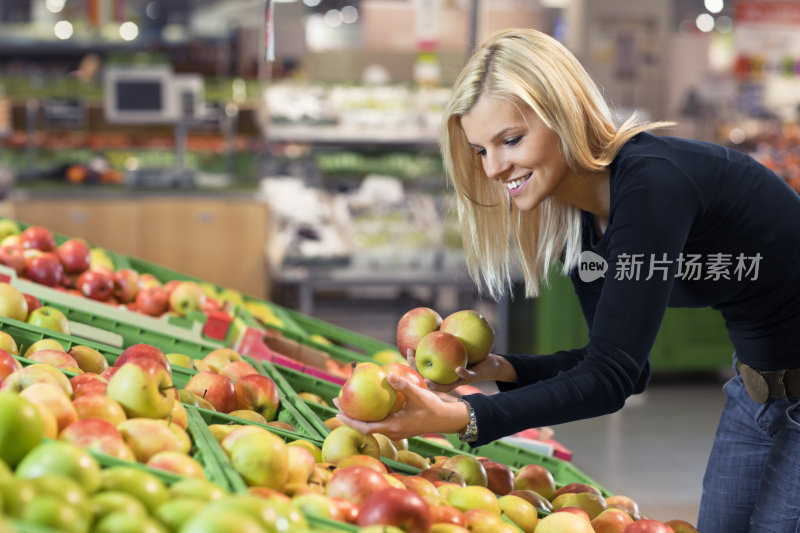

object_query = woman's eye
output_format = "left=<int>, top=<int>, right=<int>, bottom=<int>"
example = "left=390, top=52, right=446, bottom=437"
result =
left=504, top=136, right=522, bottom=146
left=475, top=148, right=486, bottom=157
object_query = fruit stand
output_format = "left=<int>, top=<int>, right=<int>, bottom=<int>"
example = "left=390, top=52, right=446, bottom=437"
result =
left=0, top=217, right=701, bottom=533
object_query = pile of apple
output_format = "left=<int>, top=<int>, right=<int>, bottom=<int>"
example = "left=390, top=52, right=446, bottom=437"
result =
left=397, top=307, right=495, bottom=385
left=0, top=220, right=220, bottom=319
left=0, top=392, right=311, bottom=532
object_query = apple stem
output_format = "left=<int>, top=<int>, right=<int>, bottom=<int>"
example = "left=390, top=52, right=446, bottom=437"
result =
left=202, top=389, right=208, bottom=399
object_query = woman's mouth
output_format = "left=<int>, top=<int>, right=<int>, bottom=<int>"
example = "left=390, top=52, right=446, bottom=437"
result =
left=505, top=174, right=531, bottom=196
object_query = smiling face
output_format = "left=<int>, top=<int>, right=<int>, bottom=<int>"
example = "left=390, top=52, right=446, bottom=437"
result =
left=460, top=95, right=569, bottom=212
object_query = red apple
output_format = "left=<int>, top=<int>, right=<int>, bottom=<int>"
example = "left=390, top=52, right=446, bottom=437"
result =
left=356, top=487, right=432, bottom=533
left=72, top=393, right=127, bottom=425
left=27, top=349, right=80, bottom=371
left=57, top=238, right=91, bottom=274
left=185, top=371, right=237, bottom=413
left=326, top=465, right=391, bottom=506
left=234, top=374, right=280, bottom=422
left=552, top=483, right=603, bottom=500
left=339, top=362, right=397, bottom=422
left=0, top=349, right=22, bottom=380
left=478, top=458, right=514, bottom=495
left=414, top=331, right=468, bottom=385
left=168, top=281, right=206, bottom=316
left=77, top=269, right=114, bottom=301
left=114, top=344, right=171, bottom=375
left=622, top=520, right=676, bottom=533
left=22, top=293, right=41, bottom=315
left=382, top=362, right=427, bottom=413
left=513, top=464, right=556, bottom=501
left=396, top=307, right=442, bottom=357
left=111, top=269, right=140, bottom=303
left=59, top=418, right=122, bottom=446
left=509, top=489, right=553, bottom=512
left=219, top=360, right=259, bottom=382
left=591, top=508, right=635, bottom=533
left=0, top=243, right=26, bottom=275
left=429, top=505, right=466, bottom=526
left=20, top=225, right=56, bottom=252
left=24, top=254, right=64, bottom=287
left=135, top=286, right=169, bottom=316
left=69, top=373, right=108, bottom=398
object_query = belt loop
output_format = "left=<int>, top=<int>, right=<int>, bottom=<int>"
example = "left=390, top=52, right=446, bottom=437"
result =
left=773, top=369, right=787, bottom=398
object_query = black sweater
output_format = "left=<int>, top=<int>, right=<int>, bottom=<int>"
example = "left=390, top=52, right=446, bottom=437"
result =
left=465, top=132, right=800, bottom=446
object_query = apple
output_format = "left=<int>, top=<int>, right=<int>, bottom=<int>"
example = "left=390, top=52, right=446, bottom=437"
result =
left=135, top=286, right=169, bottom=316
left=23, top=338, right=65, bottom=357
left=292, top=493, right=345, bottom=521
left=228, top=429, right=289, bottom=489
left=169, top=280, right=206, bottom=316
left=15, top=440, right=102, bottom=492
left=72, top=393, right=127, bottom=425
left=509, top=489, right=553, bottom=512
left=185, top=371, right=237, bottom=413
left=0, top=391, right=45, bottom=467
left=446, top=486, right=501, bottom=515
left=99, top=465, right=170, bottom=513
left=22, top=293, right=41, bottom=315
left=24, top=254, right=64, bottom=287
left=622, top=520, right=677, bottom=533
left=107, top=358, right=175, bottom=419
left=114, top=343, right=171, bottom=375
left=70, top=373, right=108, bottom=398
left=89, top=491, right=149, bottom=524
left=442, top=454, right=488, bottom=487
left=440, top=310, right=494, bottom=365
left=0, top=363, right=72, bottom=395
left=497, top=494, right=538, bottom=533
left=77, top=269, right=114, bottom=301
left=551, top=492, right=607, bottom=520
left=383, top=361, right=427, bottom=413
left=591, top=508, right=636, bottom=533
left=664, top=519, right=700, bottom=533
left=286, top=445, right=317, bottom=485
left=234, top=373, right=280, bottom=421
left=0, top=281, right=28, bottom=321
left=19, top=382, right=78, bottom=431
left=322, top=425, right=381, bottom=464
left=419, top=466, right=464, bottom=486
left=220, top=360, right=259, bottom=382
left=552, top=482, right=604, bottom=500
left=606, top=495, right=640, bottom=518
left=118, top=418, right=191, bottom=462
left=0, top=243, right=26, bottom=275
left=147, top=451, right=206, bottom=479
left=68, top=345, right=109, bottom=374
left=168, top=397, right=189, bottom=429
left=514, top=463, right=556, bottom=501
left=111, top=268, right=140, bottom=303
left=463, top=508, right=506, bottom=531
left=26, top=306, right=71, bottom=334
left=356, top=487, right=432, bottom=533
left=26, top=349, right=81, bottom=371
left=533, top=510, right=594, bottom=533
left=57, top=238, right=91, bottom=274
left=326, top=465, right=391, bottom=505
left=0, top=330, right=18, bottom=354
left=0, top=219, right=20, bottom=240
left=20, top=225, right=56, bottom=251
left=202, top=347, right=244, bottom=373
left=0, top=348, right=22, bottom=379
left=169, top=478, right=227, bottom=501
left=59, top=417, right=122, bottom=445
left=478, top=458, right=514, bottom=495
left=397, top=307, right=443, bottom=357
left=337, top=454, right=388, bottom=474
left=430, top=505, right=466, bottom=527
left=372, top=433, right=399, bottom=461
left=415, top=331, right=468, bottom=385
left=178, top=388, right=217, bottom=411
left=339, top=362, right=397, bottom=422
left=166, top=352, right=196, bottom=370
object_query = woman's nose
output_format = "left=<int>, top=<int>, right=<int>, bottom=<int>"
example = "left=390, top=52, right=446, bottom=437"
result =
left=483, top=151, right=509, bottom=180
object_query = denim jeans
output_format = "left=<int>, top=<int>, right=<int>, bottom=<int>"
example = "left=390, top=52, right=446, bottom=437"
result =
left=698, top=371, right=800, bottom=533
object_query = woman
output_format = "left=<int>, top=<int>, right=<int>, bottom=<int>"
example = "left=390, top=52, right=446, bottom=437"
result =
left=337, top=29, right=800, bottom=532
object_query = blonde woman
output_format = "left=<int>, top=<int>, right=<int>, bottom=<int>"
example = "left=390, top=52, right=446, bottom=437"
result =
left=337, top=29, right=800, bottom=532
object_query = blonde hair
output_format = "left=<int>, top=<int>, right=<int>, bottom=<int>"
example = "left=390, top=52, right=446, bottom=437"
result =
left=441, top=28, right=672, bottom=300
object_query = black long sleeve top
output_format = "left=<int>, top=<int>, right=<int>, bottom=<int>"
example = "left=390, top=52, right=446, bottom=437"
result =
left=464, top=132, right=800, bottom=447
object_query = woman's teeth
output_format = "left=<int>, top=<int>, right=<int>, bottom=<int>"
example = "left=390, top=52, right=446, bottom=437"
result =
left=506, top=174, right=530, bottom=190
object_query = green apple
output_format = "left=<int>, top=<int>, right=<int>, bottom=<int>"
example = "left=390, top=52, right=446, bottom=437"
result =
left=0, top=391, right=44, bottom=467
left=287, top=439, right=323, bottom=463
left=179, top=506, right=264, bottom=533
left=292, top=493, right=342, bottom=520
left=321, top=425, right=380, bottom=464
left=68, top=345, right=109, bottom=374
left=205, top=494, right=307, bottom=532
left=396, top=450, right=430, bottom=470
left=0, top=282, right=28, bottom=322
left=16, top=440, right=101, bottom=492
left=27, top=475, right=91, bottom=530
left=20, top=494, right=87, bottom=533
left=26, top=306, right=71, bottom=335
left=445, top=485, right=501, bottom=515
left=169, top=478, right=227, bottom=501
left=396, top=306, right=443, bottom=356
left=89, top=491, right=149, bottom=523
left=0, top=219, right=21, bottom=240
left=442, top=455, right=488, bottom=487
left=440, top=310, right=495, bottom=365
left=94, top=510, right=169, bottom=533
left=1, top=477, right=37, bottom=517
left=202, top=347, right=243, bottom=373
left=22, top=338, right=65, bottom=358
left=338, top=362, right=397, bottom=422
left=228, top=430, right=289, bottom=490
left=154, top=498, right=207, bottom=532
left=551, top=492, right=607, bottom=520
left=218, top=288, right=244, bottom=308
left=117, top=418, right=191, bottom=462
left=107, top=358, right=175, bottom=419
left=414, top=331, right=468, bottom=385
left=166, top=352, right=196, bottom=370
left=178, top=388, right=217, bottom=411
left=498, top=494, right=538, bottom=533
left=168, top=281, right=206, bottom=316
left=373, top=433, right=399, bottom=460
left=0, top=330, right=18, bottom=355
left=99, top=466, right=170, bottom=513
left=531, top=511, right=594, bottom=533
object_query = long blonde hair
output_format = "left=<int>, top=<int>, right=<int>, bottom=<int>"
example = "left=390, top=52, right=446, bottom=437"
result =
left=441, top=28, right=671, bottom=300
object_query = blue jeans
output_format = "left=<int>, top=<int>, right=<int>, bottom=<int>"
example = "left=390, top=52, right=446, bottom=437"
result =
left=698, top=371, right=800, bottom=533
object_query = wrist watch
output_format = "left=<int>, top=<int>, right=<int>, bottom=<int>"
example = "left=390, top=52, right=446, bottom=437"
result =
left=457, top=398, right=478, bottom=443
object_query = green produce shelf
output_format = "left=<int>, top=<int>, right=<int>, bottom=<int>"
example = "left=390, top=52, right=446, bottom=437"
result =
left=305, top=515, right=360, bottom=533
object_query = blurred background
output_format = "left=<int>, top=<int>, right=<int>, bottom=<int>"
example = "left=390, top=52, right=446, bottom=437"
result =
left=1, top=0, right=798, bottom=523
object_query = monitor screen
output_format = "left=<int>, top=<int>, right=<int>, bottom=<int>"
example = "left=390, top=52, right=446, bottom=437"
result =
left=104, top=67, right=177, bottom=124
left=115, top=81, right=163, bottom=111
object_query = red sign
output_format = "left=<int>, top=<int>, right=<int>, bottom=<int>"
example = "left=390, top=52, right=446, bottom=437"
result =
left=735, top=1, right=800, bottom=25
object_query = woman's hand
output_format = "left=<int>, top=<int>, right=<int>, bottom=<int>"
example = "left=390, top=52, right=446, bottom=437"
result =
left=407, top=350, right=517, bottom=393
left=335, top=372, right=470, bottom=441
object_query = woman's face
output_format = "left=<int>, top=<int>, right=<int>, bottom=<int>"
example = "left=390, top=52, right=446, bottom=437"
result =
left=460, top=95, right=568, bottom=212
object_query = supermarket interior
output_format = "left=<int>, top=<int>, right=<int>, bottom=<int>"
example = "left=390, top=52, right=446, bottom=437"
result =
left=0, top=0, right=799, bottom=531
